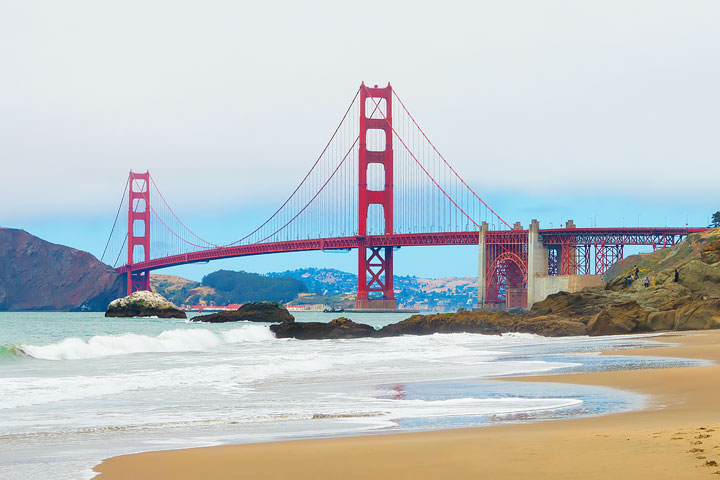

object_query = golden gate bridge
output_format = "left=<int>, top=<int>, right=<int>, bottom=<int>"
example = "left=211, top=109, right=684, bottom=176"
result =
left=101, top=83, right=704, bottom=310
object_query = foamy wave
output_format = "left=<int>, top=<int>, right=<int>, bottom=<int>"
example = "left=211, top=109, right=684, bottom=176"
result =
left=385, top=396, right=583, bottom=418
left=334, top=396, right=584, bottom=430
left=20, top=325, right=275, bottom=360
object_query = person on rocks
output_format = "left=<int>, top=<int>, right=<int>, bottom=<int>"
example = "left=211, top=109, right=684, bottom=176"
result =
left=626, top=274, right=633, bottom=288
left=674, top=268, right=680, bottom=282
left=633, top=265, right=640, bottom=279
left=643, top=276, right=650, bottom=288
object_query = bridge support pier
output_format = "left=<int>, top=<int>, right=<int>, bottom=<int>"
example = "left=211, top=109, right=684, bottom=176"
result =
left=128, top=270, right=150, bottom=294
left=477, top=222, right=488, bottom=308
left=527, top=219, right=548, bottom=309
left=355, top=241, right=397, bottom=309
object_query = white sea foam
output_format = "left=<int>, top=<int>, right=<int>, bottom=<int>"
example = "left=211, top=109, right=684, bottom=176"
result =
left=20, top=325, right=274, bottom=360
left=0, top=312, right=660, bottom=480
left=381, top=396, right=583, bottom=418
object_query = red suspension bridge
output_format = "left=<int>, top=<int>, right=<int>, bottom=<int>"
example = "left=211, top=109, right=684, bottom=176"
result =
left=102, top=83, right=704, bottom=310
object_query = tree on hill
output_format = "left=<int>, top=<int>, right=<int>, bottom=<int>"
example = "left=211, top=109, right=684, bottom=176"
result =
left=201, top=270, right=307, bottom=304
left=711, top=211, right=720, bottom=228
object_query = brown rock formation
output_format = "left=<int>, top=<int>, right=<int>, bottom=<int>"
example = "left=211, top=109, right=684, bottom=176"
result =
left=646, top=310, right=677, bottom=331
left=700, top=238, right=720, bottom=265
left=105, top=291, right=186, bottom=319
left=0, top=228, right=125, bottom=311
left=586, top=301, right=650, bottom=336
left=377, top=311, right=586, bottom=337
left=674, top=299, right=720, bottom=331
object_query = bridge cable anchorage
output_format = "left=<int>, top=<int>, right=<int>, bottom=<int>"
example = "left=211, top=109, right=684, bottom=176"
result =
left=392, top=90, right=511, bottom=230
left=362, top=84, right=481, bottom=230
left=101, top=175, right=130, bottom=264
left=223, top=87, right=362, bottom=248
left=148, top=174, right=219, bottom=248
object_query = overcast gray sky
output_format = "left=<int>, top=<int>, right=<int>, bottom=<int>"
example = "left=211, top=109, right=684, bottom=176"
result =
left=1, top=1, right=719, bottom=278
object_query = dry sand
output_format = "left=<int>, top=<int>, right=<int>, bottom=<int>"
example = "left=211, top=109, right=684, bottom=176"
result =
left=94, top=330, right=720, bottom=480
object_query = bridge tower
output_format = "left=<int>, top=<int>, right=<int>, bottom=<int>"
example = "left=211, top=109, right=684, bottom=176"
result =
left=355, top=83, right=397, bottom=309
left=127, top=170, right=151, bottom=295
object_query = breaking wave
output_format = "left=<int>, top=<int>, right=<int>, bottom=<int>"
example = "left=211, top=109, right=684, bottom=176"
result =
left=0, top=344, right=28, bottom=362
left=17, top=326, right=275, bottom=360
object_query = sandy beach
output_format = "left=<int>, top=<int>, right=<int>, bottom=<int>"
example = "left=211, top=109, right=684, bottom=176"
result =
left=94, top=330, right=720, bottom=480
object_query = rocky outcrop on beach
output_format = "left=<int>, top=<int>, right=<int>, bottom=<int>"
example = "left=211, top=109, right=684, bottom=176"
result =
left=533, top=228, right=720, bottom=335
left=192, top=302, right=294, bottom=323
left=0, top=228, right=125, bottom=311
left=105, top=291, right=186, bottom=318
left=271, top=312, right=587, bottom=340
left=376, top=311, right=587, bottom=337
left=270, top=317, right=376, bottom=339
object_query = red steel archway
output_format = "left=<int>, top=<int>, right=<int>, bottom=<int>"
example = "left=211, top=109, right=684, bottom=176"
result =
left=485, top=251, right=528, bottom=310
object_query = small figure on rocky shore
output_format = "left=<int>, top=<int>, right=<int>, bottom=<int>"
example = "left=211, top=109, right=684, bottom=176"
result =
left=643, top=276, right=650, bottom=288
left=633, top=265, right=639, bottom=279
left=674, top=268, right=680, bottom=282
left=626, top=274, right=633, bottom=288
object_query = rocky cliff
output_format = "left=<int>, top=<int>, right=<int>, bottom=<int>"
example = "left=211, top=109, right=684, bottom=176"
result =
left=0, top=228, right=125, bottom=311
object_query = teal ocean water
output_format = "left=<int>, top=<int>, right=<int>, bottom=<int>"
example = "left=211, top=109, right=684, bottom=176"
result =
left=0, top=312, right=704, bottom=480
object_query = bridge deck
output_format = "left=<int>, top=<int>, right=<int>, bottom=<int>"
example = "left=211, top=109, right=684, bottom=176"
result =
left=116, top=227, right=705, bottom=274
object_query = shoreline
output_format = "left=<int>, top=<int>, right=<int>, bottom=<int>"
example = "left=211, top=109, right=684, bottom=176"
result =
left=94, top=330, right=720, bottom=479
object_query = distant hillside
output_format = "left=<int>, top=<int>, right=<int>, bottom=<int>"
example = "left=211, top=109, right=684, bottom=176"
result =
left=202, top=270, right=306, bottom=304
left=270, top=268, right=478, bottom=311
left=396, top=275, right=477, bottom=311
left=155, top=267, right=478, bottom=311
left=267, top=268, right=356, bottom=294
left=0, top=228, right=124, bottom=311
left=152, top=270, right=307, bottom=306
left=150, top=274, right=208, bottom=306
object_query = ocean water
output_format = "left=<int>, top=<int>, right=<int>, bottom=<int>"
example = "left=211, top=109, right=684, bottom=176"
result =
left=0, top=311, right=705, bottom=480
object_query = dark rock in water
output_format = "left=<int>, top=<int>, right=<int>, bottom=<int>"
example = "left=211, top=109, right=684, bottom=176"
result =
left=0, top=227, right=125, bottom=311
left=378, top=311, right=512, bottom=336
left=193, top=302, right=294, bottom=323
left=105, top=291, right=186, bottom=319
left=270, top=317, right=376, bottom=339
left=377, top=311, right=586, bottom=337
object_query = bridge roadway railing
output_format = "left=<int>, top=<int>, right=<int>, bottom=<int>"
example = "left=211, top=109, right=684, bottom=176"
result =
left=538, top=227, right=704, bottom=247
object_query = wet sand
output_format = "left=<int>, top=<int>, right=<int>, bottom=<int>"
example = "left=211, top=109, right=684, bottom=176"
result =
left=94, top=330, right=720, bottom=480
